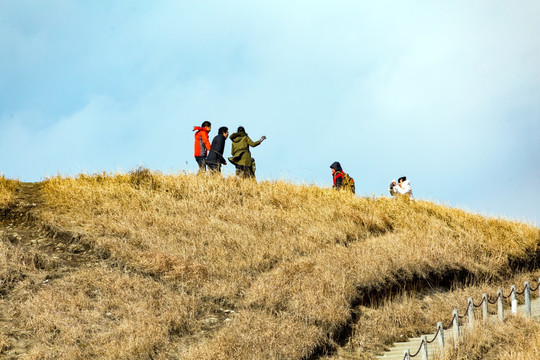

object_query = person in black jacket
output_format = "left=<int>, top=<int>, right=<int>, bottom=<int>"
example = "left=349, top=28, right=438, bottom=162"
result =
left=206, top=127, right=229, bottom=173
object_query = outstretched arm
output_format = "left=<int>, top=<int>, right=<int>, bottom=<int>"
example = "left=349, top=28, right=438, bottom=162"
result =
left=247, top=135, right=265, bottom=147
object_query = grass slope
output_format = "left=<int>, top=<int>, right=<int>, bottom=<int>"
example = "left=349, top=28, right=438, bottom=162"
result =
left=0, top=171, right=538, bottom=359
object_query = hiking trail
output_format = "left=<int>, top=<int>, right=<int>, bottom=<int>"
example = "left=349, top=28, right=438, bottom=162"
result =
left=0, top=182, right=100, bottom=358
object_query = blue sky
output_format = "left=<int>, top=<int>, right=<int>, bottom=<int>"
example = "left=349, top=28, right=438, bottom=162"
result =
left=1, top=1, right=539, bottom=225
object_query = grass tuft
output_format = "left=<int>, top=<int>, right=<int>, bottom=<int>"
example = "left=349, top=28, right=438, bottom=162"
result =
left=0, top=175, right=19, bottom=209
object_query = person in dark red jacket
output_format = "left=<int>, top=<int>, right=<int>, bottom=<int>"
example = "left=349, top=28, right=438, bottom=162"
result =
left=330, top=161, right=344, bottom=188
left=193, top=121, right=212, bottom=172
left=330, top=161, right=355, bottom=193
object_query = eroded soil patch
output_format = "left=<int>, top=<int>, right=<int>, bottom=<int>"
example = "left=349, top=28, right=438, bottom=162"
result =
left=0, top=183, right=102, bottom=358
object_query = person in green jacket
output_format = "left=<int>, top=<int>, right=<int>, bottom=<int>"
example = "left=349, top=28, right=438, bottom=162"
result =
left=228, top=126, right=266, bottom=178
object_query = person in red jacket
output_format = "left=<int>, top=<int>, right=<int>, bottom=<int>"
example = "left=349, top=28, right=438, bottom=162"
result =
left=330, top=161, right=355, bottom=193
left=193, top=121, right=212, bottom=172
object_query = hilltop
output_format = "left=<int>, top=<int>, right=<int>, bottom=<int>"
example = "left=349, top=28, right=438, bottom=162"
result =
left=0, top=171, right=539, bottom=359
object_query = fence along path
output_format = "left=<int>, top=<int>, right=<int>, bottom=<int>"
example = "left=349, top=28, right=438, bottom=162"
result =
left=375, top=279, right=540, bottom=360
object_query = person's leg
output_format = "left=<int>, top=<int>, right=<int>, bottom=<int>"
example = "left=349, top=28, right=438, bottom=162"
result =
left=235, top=165, right=243, bottom=177
left=245, top=166, right=255, bottom=178
left=237, top=166, right=249, bottom=178
left=207, top=163, right=219, bottom=173
left=195, top=156, right=206, bottom=172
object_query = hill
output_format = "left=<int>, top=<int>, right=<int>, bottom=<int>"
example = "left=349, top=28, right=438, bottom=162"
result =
left=0, top=171, right=539, bottom=359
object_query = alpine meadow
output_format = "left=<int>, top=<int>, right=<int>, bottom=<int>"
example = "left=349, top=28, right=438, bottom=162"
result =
left=0, top=171, right=539, bottom=359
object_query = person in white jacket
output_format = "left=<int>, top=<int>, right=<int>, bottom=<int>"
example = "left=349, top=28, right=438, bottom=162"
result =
left=389, top=176, right=413, bottom=198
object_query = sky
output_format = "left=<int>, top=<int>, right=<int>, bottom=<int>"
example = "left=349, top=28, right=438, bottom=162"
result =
left=1, top=1, right=539, bottom=225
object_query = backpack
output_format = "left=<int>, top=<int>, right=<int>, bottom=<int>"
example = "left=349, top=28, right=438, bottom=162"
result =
left=342, top=172, right=355, bottom=194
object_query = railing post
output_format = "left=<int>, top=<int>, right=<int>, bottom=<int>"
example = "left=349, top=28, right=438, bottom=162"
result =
left=524, top=282, right=531, bottom=317
left=419, top=336, right=427, bottom=360
left=437, top=321, right=445, bottom=354
left=404, top=349, right=410, bottom=360
left=452, top=309, right=460, bottom=347
left=467, top=297, right=474, bottom=328
left=481, top=293, right=489, bottom=321
left=511, top=285, right=517, bottom=315
left=497, top=289, right=504, bottom=321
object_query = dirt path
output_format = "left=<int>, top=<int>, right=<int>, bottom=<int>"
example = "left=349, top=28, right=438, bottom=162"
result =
left=0, top=182, right=100, bottom=358
left=1, top=182, right=97, bottom=275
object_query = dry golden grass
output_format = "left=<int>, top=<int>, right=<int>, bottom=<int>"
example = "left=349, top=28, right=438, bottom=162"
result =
left=496, top=324, right=540, bottom=360
left=0, top=170, right=537, bottom=359
left=0, top=175, right=18, bottom=209
left=8, top=267, right=200, bottom=360
left=178, top=310, right=325, bottom=360
left=438, top=315, right=540, bottom=360
left=39, top=172, right=398, bottom=301
left=0, top=236, right=55, bottom=291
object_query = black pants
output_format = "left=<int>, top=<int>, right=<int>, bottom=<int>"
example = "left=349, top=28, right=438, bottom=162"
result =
left=207, top=162, right=221, bottom=173
left=236, top=165, right=254, bottom=178
left=195, top=156, right=206, bottom=172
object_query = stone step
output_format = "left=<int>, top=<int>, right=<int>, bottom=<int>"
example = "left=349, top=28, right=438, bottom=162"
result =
left=376, top=296, right=540, bottom=359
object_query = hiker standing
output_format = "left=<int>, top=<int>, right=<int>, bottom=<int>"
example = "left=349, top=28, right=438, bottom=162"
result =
left=228, top=126, right=266, bottom=178
left=206, top=126, right=229, bottom=173
left=193, top=121, right=212, bottom=172
left=330, top=162, right=355, bottom=194
left=389, top=176, right=413, bottom=198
